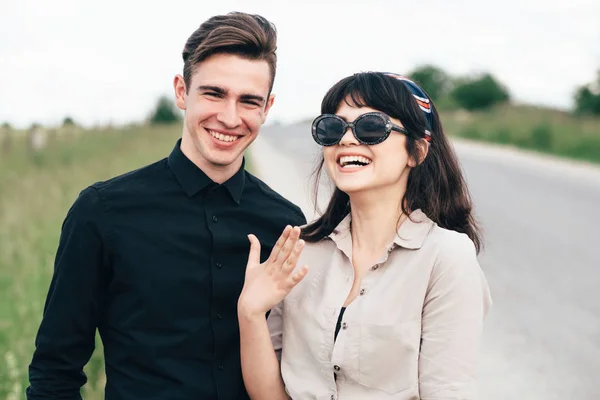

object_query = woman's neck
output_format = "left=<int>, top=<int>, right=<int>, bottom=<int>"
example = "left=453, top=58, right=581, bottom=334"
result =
left=348, top=187, right=407, bottom=263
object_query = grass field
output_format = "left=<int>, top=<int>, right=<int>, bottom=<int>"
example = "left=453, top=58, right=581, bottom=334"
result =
left=440, top=104, right=600, bottom=164
left=0, top=124, right=184, bottom=399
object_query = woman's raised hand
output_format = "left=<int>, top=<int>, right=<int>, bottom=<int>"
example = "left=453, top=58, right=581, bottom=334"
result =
left=238, top=226, right=308, bottom=318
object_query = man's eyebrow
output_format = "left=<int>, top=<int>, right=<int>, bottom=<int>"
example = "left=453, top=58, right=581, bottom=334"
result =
left=197, top=85, right=265, bottom=104
left=240, top=94, right=265, bottom=104
left=197, top=85, right=226, bottom=94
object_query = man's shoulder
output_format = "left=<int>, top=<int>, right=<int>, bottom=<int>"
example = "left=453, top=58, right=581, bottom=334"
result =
left=244, top=171, right=306, bottom=224
left=90, top=157, right=169, bottom=195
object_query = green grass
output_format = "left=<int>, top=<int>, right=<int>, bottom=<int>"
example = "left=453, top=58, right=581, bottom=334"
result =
left=440, top=104, right=600, bottom=164
left=0, top=124, right=183, bottom=399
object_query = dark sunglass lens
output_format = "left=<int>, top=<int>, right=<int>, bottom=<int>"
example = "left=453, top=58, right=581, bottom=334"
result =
left=315, top=117, right=345, bottom=145
left=355, top=114, right=388, bottom=144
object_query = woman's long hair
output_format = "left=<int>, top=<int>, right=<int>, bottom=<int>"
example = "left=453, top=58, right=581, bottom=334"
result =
left=300, top=72, right=483, bottom=253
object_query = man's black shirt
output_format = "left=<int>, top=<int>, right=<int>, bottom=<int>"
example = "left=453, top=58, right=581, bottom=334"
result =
left=27, top=139, right=306, bottom=399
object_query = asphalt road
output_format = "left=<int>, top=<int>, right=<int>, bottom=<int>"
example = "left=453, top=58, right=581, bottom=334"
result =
left=255, top=122, right=600, bottom=400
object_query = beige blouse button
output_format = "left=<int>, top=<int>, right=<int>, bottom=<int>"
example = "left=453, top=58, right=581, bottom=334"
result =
left=334, top=365, right=340, bottom=371
left=371, top=264, right=379, bottom=270
left=342, top=322, right=348, bottom=330
left=359, top=288, right=366, bottom=295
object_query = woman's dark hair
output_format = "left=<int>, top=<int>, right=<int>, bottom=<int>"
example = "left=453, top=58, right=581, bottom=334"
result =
left=300, top=72, right=483, bottom=253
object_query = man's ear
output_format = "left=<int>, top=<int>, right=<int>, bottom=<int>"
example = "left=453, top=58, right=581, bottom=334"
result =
left=173, top=74, right=187, bottom=111
left=408, top=138, right=430, bottom=167
left=261, top=94, right=276, bottom=123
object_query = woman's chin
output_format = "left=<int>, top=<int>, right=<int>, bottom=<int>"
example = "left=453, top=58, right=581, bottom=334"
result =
left=328, top=166, right=374, bottom=194
left=334, top=180, right=371, bottom=195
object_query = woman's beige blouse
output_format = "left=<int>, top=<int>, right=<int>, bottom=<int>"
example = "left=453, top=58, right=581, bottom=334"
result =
left=267, top=210, right=492, bottom=400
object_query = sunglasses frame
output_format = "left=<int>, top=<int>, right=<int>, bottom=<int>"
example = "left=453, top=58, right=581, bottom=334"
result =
left=311, top=112, right=409, bottom=146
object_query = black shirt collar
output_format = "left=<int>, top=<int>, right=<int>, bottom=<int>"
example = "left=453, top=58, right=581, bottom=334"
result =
left=167, top=139, right=246, bottom=204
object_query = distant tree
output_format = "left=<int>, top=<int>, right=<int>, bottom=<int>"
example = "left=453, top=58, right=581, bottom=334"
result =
left=450, top=73, right=510, bottom=111
left=149, top=96, right=182, bottom=125
left=63, top=116, right=76, bottom=126
left=574, top=71, right=600, bottom=115
left=2, top=122, right=11, bottom=130
left=408, top=65, right=451, bottom=101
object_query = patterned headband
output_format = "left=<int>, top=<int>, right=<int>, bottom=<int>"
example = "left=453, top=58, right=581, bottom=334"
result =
left=384, top=73, right=433, bottom=140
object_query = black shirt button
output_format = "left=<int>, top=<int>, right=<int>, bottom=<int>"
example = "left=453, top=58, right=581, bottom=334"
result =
left=216, top=262, right=222, bottom=268
left=216, top=313, right=223, bottom=320
left=212, top=215, right=218, bottom=222
left=218, top=365, right=224, bottom=371
left=333, top=365, right=340, bottom=371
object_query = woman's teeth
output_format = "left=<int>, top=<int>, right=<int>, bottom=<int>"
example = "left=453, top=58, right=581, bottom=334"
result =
left=209, top=130, right=239, bottom=142
left=339, top=155, right=372, bottom=168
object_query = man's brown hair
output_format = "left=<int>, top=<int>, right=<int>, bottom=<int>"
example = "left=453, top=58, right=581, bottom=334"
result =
left=182, top=12, right=278, bottom=95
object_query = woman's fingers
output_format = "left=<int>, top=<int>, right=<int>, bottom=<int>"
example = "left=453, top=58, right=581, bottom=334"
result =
left=287, top=265, right=308, bottom=288
left=264, top=227, right=306, bottom=291
left=265, top=225, right=292, bottom=270
left=246, top=234, right=261, bottom=268
left=282, top=238, right=304, bottom=275
left=271, top=226, right=301, bottom=270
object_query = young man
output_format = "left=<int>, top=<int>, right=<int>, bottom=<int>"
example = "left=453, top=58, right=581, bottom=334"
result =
left=26, top=12, right=305, bottom=400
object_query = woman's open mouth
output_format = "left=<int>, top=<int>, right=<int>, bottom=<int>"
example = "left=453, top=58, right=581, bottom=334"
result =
left=337, top=155, right=372, bottom=171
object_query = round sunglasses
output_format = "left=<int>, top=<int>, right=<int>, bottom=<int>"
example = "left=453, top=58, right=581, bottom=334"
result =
left=311, top=112, right=410, bottom=146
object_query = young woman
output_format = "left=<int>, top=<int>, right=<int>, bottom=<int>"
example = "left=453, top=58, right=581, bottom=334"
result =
left=238, top=72, right=492, bottom=399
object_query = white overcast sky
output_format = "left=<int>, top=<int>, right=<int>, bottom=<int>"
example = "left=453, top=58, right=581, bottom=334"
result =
left=1, top=0, right=599, bottom=129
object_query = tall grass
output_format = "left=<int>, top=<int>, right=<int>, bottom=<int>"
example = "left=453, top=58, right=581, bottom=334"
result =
left=0, top=125, right=183, bottom=399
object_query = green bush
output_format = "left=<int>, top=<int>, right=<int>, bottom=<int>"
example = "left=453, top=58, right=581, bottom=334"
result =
left=530, top=123, right=553, bottom=150
left=574, top=72, right=600, bottom=115
left=451, top=74, right=510, bottom=111
left=433, top=96, right=459, bottom=111
left=149, top=96, right=182, bottom=125
left=62, top=117, right=76, bottom=126
left=408, top=65, right=451, bottom=101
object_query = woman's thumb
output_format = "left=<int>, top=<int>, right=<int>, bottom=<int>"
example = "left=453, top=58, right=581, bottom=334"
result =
left=247, top=234, right=261, bottom=266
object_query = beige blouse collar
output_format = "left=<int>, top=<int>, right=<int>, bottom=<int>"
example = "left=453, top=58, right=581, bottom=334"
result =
left=327, top=209, right=435, bottom=256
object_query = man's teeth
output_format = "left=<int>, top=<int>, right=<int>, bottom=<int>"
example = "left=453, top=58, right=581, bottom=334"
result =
left=339, top=155, right=372, bottom=168
left=209, top=130, right=239, bottom=142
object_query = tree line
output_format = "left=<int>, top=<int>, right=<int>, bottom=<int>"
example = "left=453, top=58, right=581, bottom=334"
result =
left=406, top=65, right=600, bottom=115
